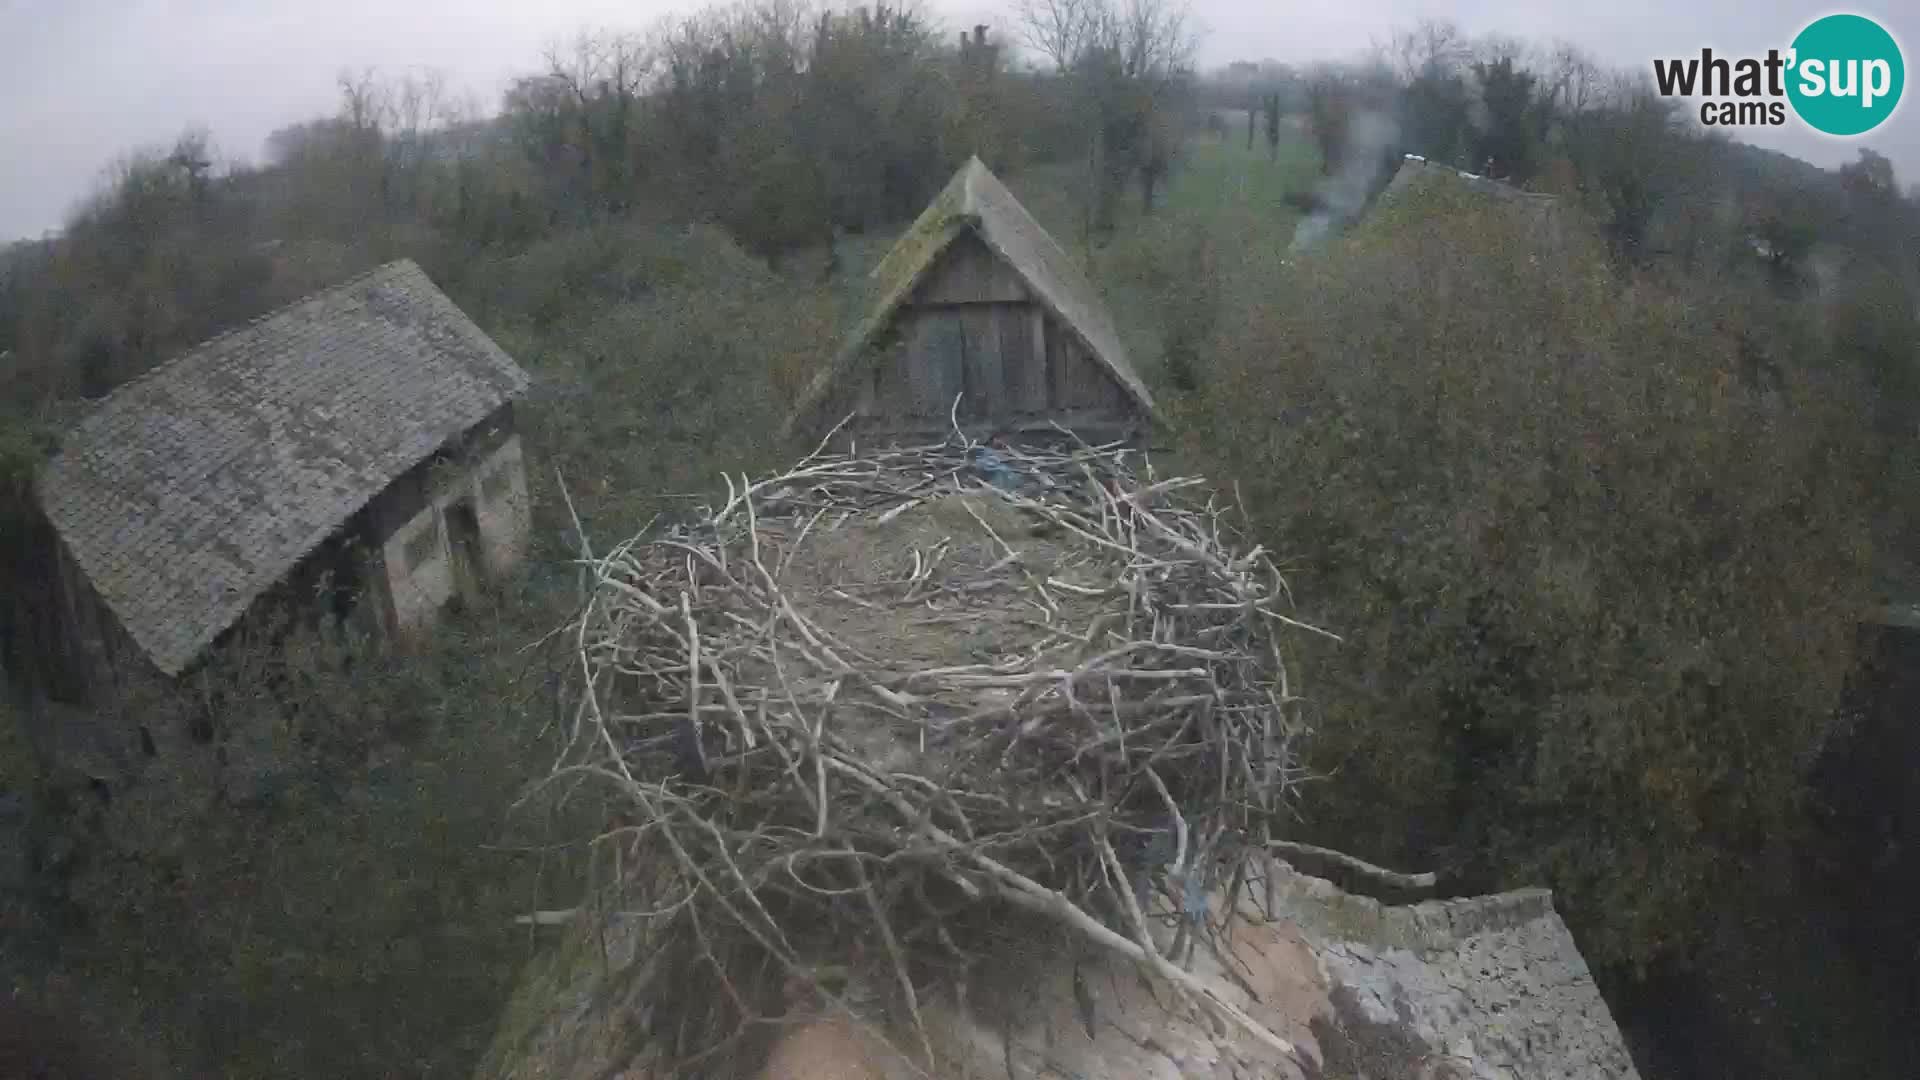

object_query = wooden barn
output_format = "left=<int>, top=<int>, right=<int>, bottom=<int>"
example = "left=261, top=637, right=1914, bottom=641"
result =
left=25, top=260, right=533, bottom=705
left=783, top=157, right=1155, bottom=446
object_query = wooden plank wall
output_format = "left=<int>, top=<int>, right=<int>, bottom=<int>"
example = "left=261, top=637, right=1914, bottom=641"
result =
left=860, top=232, right=1134, bottom=432
left=1049, top=326, right=1126, bottom=413
left=913, top=234, right=1029, bottom=305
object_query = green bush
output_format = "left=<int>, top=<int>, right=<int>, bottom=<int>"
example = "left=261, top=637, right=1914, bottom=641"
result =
left=39, top=603, right=601, bottom=1079
left=475, top=221, right=840, bottom=543
left=1186, top=189, right=1878, bottom=970
left=8, top=202, right=832, bottom=1080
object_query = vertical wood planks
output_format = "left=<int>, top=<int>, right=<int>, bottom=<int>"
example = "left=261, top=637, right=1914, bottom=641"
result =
left=914, top=234, right=1029, bottom=305
left=959, top=308, right=1002, bottom=420
left=873, top=333, right=913, bottom=419
left=905, top=314, right=965, bottom=418
left=1047, top=319, right=1070, bottom=412
left=1056, top=331, right=1118, bottom=411
left=998, top=305, right=1045, bottom=415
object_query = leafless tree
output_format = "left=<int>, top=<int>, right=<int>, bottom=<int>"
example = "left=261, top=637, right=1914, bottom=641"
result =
left=542, top=30, right=652, bottom=116
left=1016, top=0, right=1101, bottom=73
left=1540, top=41, right=1602, bottom=115
left=337, top=68, right=392, bottom=135
left=1375, top=18, right=1467, bottom=83
left=1114, top=0, right=1196, bottom=78
left=1016, top=0, right=1198, bottom=234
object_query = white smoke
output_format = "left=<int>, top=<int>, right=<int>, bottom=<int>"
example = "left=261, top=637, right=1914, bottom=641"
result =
left=1289, top=108, right=1402, bottom=253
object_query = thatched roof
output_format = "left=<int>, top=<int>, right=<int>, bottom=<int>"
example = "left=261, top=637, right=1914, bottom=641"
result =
left=37, top=260, right=529, bottom=675
left=782, top=157, right=1153, bottom=440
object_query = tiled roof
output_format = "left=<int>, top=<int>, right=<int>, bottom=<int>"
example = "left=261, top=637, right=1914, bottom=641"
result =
left=37, top=260, right=530, bottom=675
left=784, top=157, right=1153, bottom=439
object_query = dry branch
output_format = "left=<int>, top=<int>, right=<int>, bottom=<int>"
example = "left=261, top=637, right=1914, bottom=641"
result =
left=547, top=427, right=1327, bottom=1073
left=1269, top=840, right=1439, bottom=894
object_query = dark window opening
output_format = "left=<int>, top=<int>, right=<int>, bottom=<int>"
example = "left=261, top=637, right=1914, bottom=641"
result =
left=445, top=499, right=487, bottom=611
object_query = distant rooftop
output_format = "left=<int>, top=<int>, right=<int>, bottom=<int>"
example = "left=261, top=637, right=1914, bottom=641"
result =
left=37, top=259, right=530, bottom=675
left=1384, top=154, right=1562, bottom=206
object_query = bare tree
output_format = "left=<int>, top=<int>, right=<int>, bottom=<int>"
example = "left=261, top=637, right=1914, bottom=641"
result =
left=1540, top=41, right=1602, bottom=116
left=1015, top=0, right=1100, bottom=73
left=1017, top=0, right=1198, bottom=233
left=536, top=30, right=654, bottom=209
left=1376, top=18, right=1467, bottom=83
left=1114, top=0, right=1196, bottom=78
left=337, top=68, right=392, bottom=135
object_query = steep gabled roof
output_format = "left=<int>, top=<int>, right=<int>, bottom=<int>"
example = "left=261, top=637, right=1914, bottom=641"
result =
left=783, top=156, right=1153, bottom=439
left=37, top=259, right=530, bottom=675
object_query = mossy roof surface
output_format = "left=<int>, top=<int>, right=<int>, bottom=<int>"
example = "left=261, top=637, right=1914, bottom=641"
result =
left=784, top=157, right=1152, bottom=439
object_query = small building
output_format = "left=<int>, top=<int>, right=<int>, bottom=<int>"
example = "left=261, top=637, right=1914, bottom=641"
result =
left=29, top=259, right=532, bottom=699
left=1379, top=154, right=1562, bottom=210
left=1373, top=154, right=1567, bottom=252
left=783, top=156, right=1155, bottom=446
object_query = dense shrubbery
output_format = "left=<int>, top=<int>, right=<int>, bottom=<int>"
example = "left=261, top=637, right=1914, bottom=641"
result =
left=1186, top=186, right=1880, bottom=970
left=0, top=209, right=838, bottom=1079
left=26, top=597, right=600, bottom=1078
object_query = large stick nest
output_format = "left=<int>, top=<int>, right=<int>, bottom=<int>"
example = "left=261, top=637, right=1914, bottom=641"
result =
left=546, top=425, right=1329, bottom=1075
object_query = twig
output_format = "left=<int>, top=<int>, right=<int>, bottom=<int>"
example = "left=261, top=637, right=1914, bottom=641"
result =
left=1269, top=840, right=1438, bottom=893
left=541, top=432, right=1314, bottom=1071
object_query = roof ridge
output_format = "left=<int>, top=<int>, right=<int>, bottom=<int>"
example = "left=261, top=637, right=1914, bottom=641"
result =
left=965, top=159, right=1085, bottom=280
left=36, top=255, right=525, bottom=676
left=70, top=258, right=420, bottom=416
left=784, top=155, right=1155, bottom=440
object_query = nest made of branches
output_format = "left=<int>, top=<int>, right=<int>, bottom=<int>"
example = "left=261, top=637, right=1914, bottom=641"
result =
left=542, top=423, right=1332, bottom=1076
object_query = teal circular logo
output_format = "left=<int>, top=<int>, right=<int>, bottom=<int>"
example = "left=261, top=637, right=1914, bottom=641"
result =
left=1787, top=14, right=1904, bottom=135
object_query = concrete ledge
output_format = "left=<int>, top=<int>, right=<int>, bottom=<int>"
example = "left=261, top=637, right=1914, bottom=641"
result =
left=1267, top=860, right=1557, bottom=953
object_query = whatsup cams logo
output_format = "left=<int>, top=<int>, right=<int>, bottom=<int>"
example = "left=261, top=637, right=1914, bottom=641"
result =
left=1652, top=13, right=1904, bottom=135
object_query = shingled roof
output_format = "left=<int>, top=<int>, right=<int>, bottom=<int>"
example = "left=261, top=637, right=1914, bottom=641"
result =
left=783, top=156, right=1153, bottom=439
left=37, top=259, right=530, bottom=676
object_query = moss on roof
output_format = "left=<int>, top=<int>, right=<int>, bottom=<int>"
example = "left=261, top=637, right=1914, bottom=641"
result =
left=783, top=157, right=1153, bottom=440
left=37, top=260, right=529, bottom=675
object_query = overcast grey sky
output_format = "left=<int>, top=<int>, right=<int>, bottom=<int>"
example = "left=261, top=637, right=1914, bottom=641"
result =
left=1, top=0, right=1914, bottom=240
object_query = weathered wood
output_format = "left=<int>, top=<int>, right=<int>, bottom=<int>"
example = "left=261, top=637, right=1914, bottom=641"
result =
left=837, top=412, right=1140, bottom=448
left=1027, top=307, right=1048, bottom=414
left=1047, top=320, right=1069, bottom=412
left=1059, top=334, right=1121, bottom=412
left=997, top=305, right=1045, bottom=415
left=905, top=314, right=965, bottom=417
left=913, top=234, right=1028, bottom=305
left=873, top=334, right=914, bottom=419
left=958, top=307, right=1003, bottom=420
